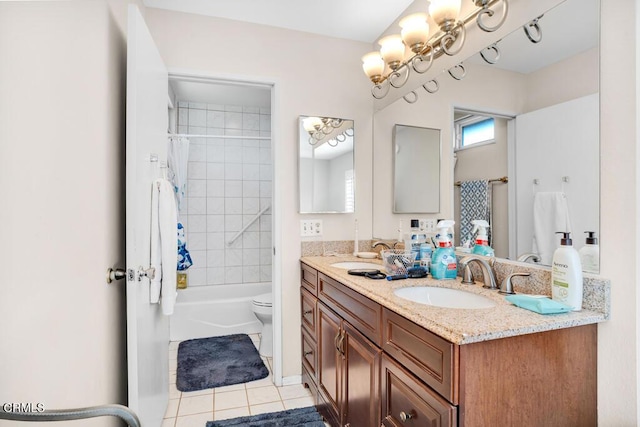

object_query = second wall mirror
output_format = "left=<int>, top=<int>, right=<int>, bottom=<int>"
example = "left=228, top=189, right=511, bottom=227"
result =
left=393, top=124, right=440, bottom=213
left=298, top=116, right=355, bottom=213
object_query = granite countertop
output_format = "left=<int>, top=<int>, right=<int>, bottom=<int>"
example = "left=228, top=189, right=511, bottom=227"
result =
left=300, top=255, right=609, bottom=345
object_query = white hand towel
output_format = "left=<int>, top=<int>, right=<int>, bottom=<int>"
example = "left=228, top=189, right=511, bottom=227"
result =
left=149, top=182, right=162, bottom=304
left=532, top=192, right=572, bottom=265
left=150, top=178, right=178, bottom=315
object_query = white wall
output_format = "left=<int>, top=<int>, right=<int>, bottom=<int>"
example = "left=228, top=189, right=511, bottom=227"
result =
left=0, top=2, right=127, bottom=426
left=598, top=0, right=638, bottom=424
left=143, top=8, right=374, bottom=378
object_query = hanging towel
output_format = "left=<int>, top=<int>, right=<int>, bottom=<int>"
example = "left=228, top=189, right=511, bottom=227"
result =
left=177, top=222, right=193, bottom=271
left=150, top=178, right=178, bottom=315
left=532, top=192, right=572, bottom=265
left=168, top=136, right=190, bottom=211
left=459, top=180, right=491, bottom=245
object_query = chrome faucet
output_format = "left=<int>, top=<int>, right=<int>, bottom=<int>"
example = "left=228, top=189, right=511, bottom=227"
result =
left=516, top=253, right=540, bottom=263
left=499, top=272, right=531, bottom=295
left=459, top=255, right=498, bottom=290
left=372, top=241, right=392, bottom=250
left=372, top=241, right=403, bottom=250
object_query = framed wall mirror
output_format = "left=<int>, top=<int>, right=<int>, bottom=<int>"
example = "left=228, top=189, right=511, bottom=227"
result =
left=298, top=116, right=355, bottom=213
left=393, top=124, right=440, bottom=213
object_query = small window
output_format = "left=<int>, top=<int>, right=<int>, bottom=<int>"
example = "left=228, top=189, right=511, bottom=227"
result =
left=454, top=115, right=495, bottom=150
left=345, top=169, right=354, bottom=213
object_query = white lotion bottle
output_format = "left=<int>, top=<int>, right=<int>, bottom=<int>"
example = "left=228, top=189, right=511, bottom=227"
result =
left=551, top=232, right=583, bottom=311
left=579, top=231, right=600, bottom=274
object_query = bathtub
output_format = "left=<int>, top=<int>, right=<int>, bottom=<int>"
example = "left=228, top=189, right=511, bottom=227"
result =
left=169, top=282, right=271, bottom=342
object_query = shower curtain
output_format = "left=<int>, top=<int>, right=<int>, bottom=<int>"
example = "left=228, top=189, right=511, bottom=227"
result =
left=168, top=136, right=190, bottom=211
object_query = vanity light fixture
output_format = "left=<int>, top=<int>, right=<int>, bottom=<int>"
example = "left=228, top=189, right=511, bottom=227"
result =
left=362, top=0, right=509, bottom=102
left=303, top=116, right=352, bottom=147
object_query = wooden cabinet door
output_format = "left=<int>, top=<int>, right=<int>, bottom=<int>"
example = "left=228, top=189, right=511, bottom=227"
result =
left=317, top=302, right=343, bottom=422
left=381, top=354, right=456, bottom=427
left=343, top=321, right=381, bottom=427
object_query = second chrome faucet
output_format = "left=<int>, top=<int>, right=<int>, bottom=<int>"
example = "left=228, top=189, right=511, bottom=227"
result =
left=459, top=255, right=498, bottom=290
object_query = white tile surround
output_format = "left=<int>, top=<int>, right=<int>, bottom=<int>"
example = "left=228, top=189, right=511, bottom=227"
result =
left=163, top=334, right=314, bottom=427
left=177, top=102, right=272, bottom=287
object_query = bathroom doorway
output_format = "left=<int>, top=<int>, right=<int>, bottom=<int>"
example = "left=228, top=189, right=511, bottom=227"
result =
left=167, top=72, right=280, bottom=381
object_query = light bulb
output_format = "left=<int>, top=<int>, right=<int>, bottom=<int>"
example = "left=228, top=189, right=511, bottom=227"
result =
left=361, top=51, right=384, bottom=82
left=378, top=34, right=405, bottom=70
left=399, top=13, right=429, bottom=53
left=429, top=0, right=461, bottom=30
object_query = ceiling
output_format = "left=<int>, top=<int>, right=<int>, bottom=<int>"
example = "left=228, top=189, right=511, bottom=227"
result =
left=143, top=0, right=414, bottom=43
left=147, top=0, right=598, bottom=75
left=164, top=0, right=598, bottom=108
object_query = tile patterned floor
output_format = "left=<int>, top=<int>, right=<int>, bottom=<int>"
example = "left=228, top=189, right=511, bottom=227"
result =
left=162, top=333, right=314, bottom=427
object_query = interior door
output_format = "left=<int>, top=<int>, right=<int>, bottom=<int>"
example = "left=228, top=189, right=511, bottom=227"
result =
left=126, top=5, right=169, bottom=426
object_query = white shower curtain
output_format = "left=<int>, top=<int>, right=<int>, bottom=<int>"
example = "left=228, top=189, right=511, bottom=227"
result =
left=168, top=136, right=190, bottom=211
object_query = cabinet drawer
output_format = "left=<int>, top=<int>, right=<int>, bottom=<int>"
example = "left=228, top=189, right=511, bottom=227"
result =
left=302, top=365, right=318, bottom=406
left=382, top=308, right=458, bottom=404
left=301, top=329, right=318, bottom=379
left=381, top=353, right=457, bottom=427
left=318, top=273, right=382, bottom=346
left=301, top=263, right=318, bottom=295
left=301, top=288, right=317, bottom=339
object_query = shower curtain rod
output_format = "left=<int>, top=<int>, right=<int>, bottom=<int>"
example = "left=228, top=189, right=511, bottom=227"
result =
left=454, top=176, right=508, bottom=186
left=168, top=133, right=271, bottom=141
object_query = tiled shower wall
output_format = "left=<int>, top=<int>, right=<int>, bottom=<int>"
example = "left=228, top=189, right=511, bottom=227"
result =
left=177, top=101, right=272, bottom=286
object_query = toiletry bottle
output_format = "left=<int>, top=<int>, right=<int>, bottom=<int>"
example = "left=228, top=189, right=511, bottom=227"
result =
left=430, top=220, right=458, bottom=280
left=579, top=231, right=599, bottom=274
left=551, top=232, right=583, bottom=311
left=471, top=220, right=495, bottom=257
left=404, top=219, right=426, bottom=266
left=419, top=243, right=432, bottom=270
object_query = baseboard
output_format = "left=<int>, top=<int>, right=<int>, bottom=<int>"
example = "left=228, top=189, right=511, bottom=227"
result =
left=281, top=375, right=302, bottom=386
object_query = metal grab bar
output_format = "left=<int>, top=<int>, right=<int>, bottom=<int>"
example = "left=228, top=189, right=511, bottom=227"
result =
left=226, top=204, right=271, bottom=247
left=0, top=404, right=140, bottom=427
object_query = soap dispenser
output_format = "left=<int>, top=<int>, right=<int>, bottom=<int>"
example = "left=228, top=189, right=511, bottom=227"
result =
left=579, top=231, right=599, bottom=274
left=471, top=219, right=495, bottom=257
left=551, top=232, right=583, bottom=311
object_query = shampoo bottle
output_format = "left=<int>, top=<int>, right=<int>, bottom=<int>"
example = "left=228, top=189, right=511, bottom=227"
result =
left=471, top=219, right=495, bottom=257
left=430, top=220, right=458, bottom=280
left=551, top=232, right=583, bottom=311
left=579, top=231, right=599, bottom=274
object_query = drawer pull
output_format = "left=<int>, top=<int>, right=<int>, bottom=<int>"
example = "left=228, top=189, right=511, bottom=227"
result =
left=303, top=309, right=313, bottom=315
left=399, top=411, right=415, bottom=422
left=304, top=350, right=313, bottom=356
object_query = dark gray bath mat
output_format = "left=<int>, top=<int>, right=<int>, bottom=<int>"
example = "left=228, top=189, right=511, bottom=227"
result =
left=206, top=406, right=325, bottom=427
left=176, top=334, right=268, bottom=392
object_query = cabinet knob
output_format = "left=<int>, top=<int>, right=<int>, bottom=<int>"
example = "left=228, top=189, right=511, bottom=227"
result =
left=399, top=410, right=415, bottom=422
left=303, top=309, right=313, bottom=315
left=304, top=350, right=313, bottom=356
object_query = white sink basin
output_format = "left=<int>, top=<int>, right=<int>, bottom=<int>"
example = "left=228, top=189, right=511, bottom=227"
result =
left=394, top=286, right=496, bottom=309
left=331, top=261, right=383, bottom=270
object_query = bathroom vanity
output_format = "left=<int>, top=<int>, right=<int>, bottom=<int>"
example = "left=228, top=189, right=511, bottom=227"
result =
left=299, top=257, right=608, bottom=427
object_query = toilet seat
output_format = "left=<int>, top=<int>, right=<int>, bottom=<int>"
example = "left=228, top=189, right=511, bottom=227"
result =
left=252, top=292, right=272, bottom=307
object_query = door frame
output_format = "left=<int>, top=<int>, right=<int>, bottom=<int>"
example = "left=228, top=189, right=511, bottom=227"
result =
left=167, top=69, right=283, bottom=385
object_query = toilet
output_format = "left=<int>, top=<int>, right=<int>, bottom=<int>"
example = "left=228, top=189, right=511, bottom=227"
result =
left=251, top=292, right=273, bottom=357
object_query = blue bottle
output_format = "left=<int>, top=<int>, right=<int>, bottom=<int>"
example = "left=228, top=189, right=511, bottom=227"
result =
left=430, top=220, right=458, bottom=280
